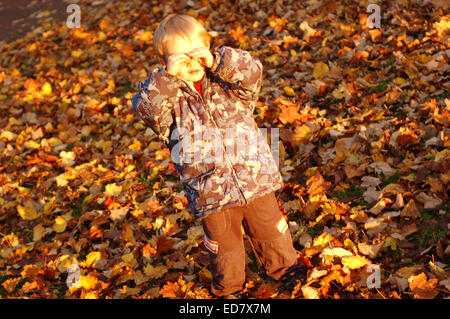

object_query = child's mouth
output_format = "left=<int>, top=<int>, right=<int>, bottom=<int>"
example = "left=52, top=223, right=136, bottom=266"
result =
left=189, top=69, right=202, bottom=75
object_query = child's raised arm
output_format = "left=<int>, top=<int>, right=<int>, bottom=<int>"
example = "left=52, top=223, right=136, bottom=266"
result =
left=131, top=68, right=178, bottom=145
left=209, top=46, right=263, bottom=102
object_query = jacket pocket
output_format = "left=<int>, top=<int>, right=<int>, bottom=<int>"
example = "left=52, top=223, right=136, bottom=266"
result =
left=181, top=166, right=216, bottom=211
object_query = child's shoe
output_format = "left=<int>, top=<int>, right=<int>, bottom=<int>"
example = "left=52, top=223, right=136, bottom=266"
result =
left=279, top=262, right=308, bottom=288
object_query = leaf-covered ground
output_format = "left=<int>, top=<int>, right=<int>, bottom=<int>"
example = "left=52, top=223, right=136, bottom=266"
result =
left=0, top=0, right=449, bottom=299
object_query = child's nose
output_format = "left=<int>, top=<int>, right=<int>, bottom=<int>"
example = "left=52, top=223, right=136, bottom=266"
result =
left=186, top=56, right=200, bottom=68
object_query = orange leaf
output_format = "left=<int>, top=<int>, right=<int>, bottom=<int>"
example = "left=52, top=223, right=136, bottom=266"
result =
left=122, top=43, right=135, bottom=57
left=306, top=171, right=330, bottom=196
left=408, top=273, right=439, bottom=299
left=278, top=104, right=301, bottom=124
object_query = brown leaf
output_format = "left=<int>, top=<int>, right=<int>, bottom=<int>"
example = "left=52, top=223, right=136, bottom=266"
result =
left=156, top=236, right=175, bottom=254
left=396, top=129, right=418, bottom=146
left=400, top=200, right=421, bottom=219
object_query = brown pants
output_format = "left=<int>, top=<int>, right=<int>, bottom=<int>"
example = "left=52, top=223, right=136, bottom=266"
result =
left=201, top=191, right=298, bottom=296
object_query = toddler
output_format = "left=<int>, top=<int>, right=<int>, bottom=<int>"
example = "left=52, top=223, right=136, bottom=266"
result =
left=131, top=14, right=305, bottom=297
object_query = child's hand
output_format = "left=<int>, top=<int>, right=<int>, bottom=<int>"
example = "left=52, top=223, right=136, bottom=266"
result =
left=186, top=47, right=214, bottom=68
left=166, top=53, right=191, bottom=76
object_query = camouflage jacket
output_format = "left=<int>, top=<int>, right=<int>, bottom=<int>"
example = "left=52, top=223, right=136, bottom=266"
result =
left=131, top=46, right=284, bottom=218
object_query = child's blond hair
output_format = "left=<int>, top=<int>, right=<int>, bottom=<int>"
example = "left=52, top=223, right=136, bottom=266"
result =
left=154, top=14, right=211, bottom=62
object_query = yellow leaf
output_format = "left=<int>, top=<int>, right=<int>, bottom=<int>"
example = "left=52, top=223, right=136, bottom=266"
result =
left=79, top=274, right=99, bottom=290
left=313, top=62, right=329, bottom=79
left=84, top=292, right=99, bottom=299
left=283, top=86, right=296, bottom=97
left=27, top=42, right=38, bottom=52
left=143, top=264, right=167, bottom=279
left=332, top=82, right=348, bottom=99
left=149, top=141, right=162, bottom=151
left=17, top=203, right=39, bottom=220
left=344, top=238, right=358, bottom=254
left=302, top=286, right=320, bottom=299
left=384, top=236, right=397, bottom=251
left=71, top=49, right=83, bottom=58
left=122, top=252, right=137, bottom=267
left=341, top=255, right=370, bottom=269
left=1, top=130, right=17, bottom=141
left=59, top=150, right=76, bottom=167
left=105, top=183, right=122, bottom=196
left=153, top=216, right=164, bottom=230
left=321, top=247, right=353, bottom=258
left=55, top=173, right=69, bottom=187
left=85, top=251, right=102, bottom=268
left=393, top=77, right=406, bottom=85
left=122, top=224, right=136, bottom=243
left=44, top=197, right=56, bottom=214
left=53, top=215, right=68, bottom=233
left=73, top=29, right=90, bottom=39
left=313, top=232, right=332, bottom=247
left=134, top=30, right=152, bottom=42
left=24, top=140, right=40, bottom=150
left=401, top=172, right=416, bottom=182
left=41, top=82, right=52, bottom=96
left=33, top=224, right=46, bottom=242
left=292, top=125, right=312, bottom=144
left=96, top=31, right=107, bottom=42
left=83, top=85, right=95, bottom=94
left=128, top=139, right=141, bottom=151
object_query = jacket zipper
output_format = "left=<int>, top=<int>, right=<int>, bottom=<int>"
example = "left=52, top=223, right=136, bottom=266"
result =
left=189, top=81, right=248, bottom=205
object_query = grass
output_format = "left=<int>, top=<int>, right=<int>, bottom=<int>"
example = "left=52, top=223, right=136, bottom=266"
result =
left=408, top=225, right=447, bottom=248
left=407, top=209, right=449, bottom=248
left=380, top=170, right=400, bottom=185
left=431, top=90, right=448, bottom=101
left=334, top=185, right=364, bottom=201
left=372, top=78, right=391, bottom=94
left=306, top=224, right=323, bottom=238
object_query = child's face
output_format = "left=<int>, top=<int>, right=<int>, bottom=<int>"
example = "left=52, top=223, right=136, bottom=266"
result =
left=164, top=35, right=209, bottom=83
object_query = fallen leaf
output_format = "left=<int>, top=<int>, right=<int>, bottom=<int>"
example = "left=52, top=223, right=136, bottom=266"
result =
left=17, top=201, right=39, bottom=220
left=357, top=241, right=384, bottom=259
left=341, top=255, right=370, bottom=269
left=400, top=200, right=421, bottom=219
left=301, top=285, right=320, bottom=299
left=416, top=192, right=443, bottom=209
left=408, top=273, right=439, bottom=299
left=313, top=62, right=329, bottom=80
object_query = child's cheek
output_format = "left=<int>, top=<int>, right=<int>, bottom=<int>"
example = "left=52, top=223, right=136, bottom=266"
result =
left=179, top=66, right=189, bottom=80
left=178, top=68, right=191, bottom=82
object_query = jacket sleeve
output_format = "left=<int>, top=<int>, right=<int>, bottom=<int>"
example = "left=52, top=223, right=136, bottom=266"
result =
left=209, top=46, right=263, bottom=102
left=131, top=68, right=178, bottom=145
